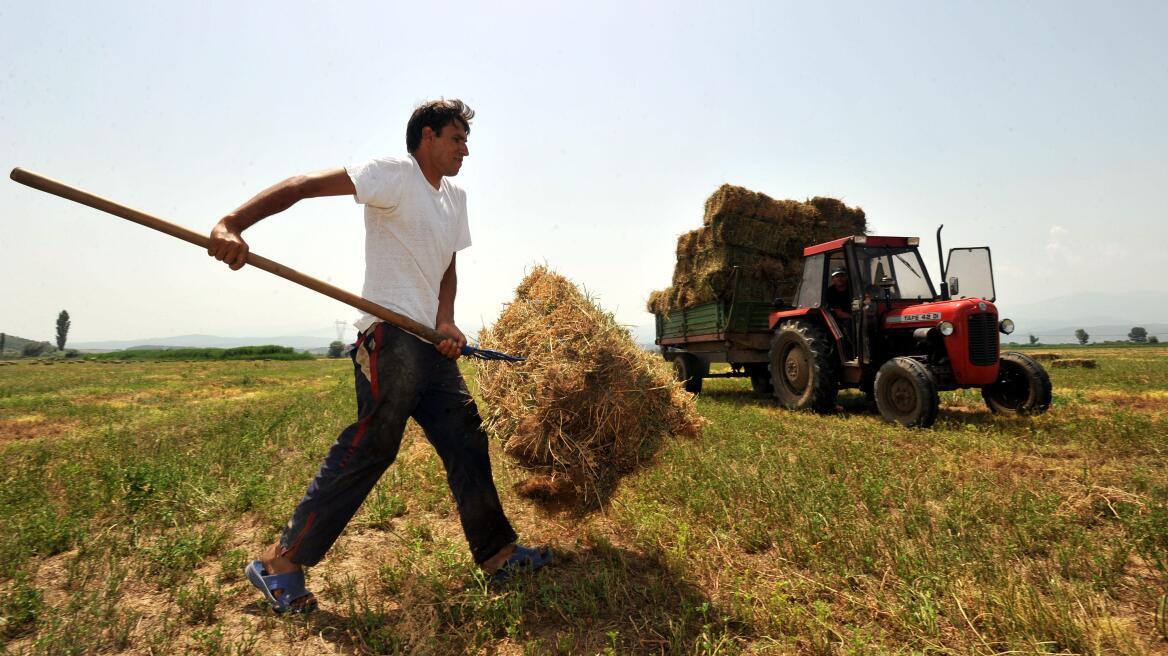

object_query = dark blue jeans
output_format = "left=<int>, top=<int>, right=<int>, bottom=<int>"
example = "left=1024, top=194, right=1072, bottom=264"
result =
left=278, top=322, right=518, bottom=566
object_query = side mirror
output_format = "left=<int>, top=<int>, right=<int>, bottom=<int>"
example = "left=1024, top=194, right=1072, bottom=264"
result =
left=948, top=276, right=959, bottom=296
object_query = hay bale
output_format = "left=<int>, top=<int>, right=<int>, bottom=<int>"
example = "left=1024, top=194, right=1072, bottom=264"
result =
left=649, top=185, right=866, bottom=313
left=1028, top=352, right=1061, bottom=362
left=1051, top=358, right=1097, bottom=369
left=477, top=266, right=704, bottom=509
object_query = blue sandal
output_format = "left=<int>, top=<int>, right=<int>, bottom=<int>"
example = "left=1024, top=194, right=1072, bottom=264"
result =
left=245, top=560, right=317, bottom=614
left=490, top=545, right=553, bottom=584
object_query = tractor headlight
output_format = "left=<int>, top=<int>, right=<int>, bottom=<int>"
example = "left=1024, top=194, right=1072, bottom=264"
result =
left=999, top=318, right=1015, bottom=334
left=937, top=321, right=955, bottom=336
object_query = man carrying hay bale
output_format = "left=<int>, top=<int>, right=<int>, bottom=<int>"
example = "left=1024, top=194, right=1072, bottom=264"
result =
left=208, top=99, right=549, bottom=614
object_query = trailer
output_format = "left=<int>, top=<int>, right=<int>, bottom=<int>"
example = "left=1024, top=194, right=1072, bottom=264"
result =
left=656, top=296, right=778, bottom=395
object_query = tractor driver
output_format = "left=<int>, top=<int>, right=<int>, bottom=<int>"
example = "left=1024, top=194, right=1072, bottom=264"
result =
left=825, top=268, right=853, bottom=320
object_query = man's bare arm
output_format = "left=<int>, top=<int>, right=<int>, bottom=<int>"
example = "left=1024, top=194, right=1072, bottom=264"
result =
left=208, top=168, right=356, bottom=270
left=434, top=254, right=466, bottom=359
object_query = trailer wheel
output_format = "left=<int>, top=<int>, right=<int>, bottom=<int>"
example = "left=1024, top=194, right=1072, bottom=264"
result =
left=769, top=321, right=838, bottom=412
left=746, top=364, right=773, bottom=395
left=673, top=354, right=707, bottom=394
left=982, top=352, right=1052, bottom=415
left=874, top=357, right=939, bottom=428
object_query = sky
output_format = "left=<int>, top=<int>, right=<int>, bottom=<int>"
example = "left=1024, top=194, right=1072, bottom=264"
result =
left=3, top=1, right=1166, bottom=345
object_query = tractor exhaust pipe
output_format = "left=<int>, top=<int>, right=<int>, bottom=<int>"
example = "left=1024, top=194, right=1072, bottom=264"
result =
left=936, top=224, right=950, bottom=301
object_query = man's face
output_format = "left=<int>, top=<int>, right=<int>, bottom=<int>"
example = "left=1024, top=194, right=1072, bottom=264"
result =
left=424, top=122, right=469, bottom=177
left=831, top=274, right=848, bottom=291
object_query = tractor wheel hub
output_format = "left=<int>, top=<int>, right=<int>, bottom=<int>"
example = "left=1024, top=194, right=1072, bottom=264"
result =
left=888, top=378, right=917, bottom=413
left=783, top=350, right=808, bottom=388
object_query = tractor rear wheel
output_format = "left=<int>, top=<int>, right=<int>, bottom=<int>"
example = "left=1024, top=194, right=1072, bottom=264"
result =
left=673, top=353, right=707, bottom=395
left=769, top=321, right=838, bottom=412
left=873, top=357, right=939, bottom=428
left=982, top=352, right=1052, bottom=415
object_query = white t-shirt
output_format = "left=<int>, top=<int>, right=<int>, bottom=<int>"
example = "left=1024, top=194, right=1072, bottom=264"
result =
left=345, top=155, right=472, bottom=334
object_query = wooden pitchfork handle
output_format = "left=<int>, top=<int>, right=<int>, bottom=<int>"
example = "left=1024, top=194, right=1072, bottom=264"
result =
left=9, top=167, right=446, bottom=346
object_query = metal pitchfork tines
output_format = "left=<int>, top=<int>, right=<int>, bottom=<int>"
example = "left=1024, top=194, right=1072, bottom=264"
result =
left=461, top=345, right=524, bottom=362
left=9, top=167, right=526, bottom=364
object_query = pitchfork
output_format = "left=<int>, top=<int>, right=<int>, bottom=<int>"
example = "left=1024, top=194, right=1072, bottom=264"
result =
left=10, top=168, right=524, bottom=363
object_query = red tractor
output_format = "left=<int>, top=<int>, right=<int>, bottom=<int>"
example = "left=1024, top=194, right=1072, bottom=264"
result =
left=767, top=227, right=1051, bottom=427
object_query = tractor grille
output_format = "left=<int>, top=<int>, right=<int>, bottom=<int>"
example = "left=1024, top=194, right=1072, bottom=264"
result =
left=967, top=312, right=999, bottom=366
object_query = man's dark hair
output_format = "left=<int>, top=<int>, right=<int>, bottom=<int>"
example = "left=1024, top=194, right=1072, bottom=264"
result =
left=406, top=99, right=474, bottom=154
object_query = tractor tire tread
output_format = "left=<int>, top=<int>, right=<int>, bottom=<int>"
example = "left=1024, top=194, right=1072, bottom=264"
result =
left=873, top=357, right=940, bottom=428
left=982, top=351, right=1052, bottom=415
left=769, top=320, right=839, bottom=413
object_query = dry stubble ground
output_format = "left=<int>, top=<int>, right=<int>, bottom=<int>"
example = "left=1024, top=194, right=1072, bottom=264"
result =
left=0, top=346, right=1166, bottom=655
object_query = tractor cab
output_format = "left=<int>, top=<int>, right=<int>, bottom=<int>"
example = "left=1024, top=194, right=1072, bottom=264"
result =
left=793, top=235, right=938, bottom=309
left=767, top=231, right=1050, bottom=427
left=776, top=236, right=954, bottom=369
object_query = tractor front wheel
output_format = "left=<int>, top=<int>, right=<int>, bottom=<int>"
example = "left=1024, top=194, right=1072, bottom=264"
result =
left=769, top=321, right=838, bottom=412
left=673, top=353, right=708, bottom=395
left=982, top=352, right=1052, bottom=415
left=873, top=357, right=939, bottom=428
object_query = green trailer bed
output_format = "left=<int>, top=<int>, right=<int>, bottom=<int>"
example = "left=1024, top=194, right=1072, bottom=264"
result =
left=655, top=300, right=773, bottom=341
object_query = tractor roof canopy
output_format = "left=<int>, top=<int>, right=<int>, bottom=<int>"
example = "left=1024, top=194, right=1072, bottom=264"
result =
left=804, top=235, right=919, bottom=257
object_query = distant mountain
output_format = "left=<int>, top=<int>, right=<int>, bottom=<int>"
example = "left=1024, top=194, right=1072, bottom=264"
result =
left=1002, top=323, right=1168, bottom=344
left=71, top=333, right=335, bottom=352
left=996, top=290, right=1168, bottom=341
left=0, top=332, right=48, bottom=355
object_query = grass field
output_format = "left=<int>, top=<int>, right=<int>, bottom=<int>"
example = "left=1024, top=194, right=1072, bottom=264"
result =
left=1, top=348, right=1166, bottom=654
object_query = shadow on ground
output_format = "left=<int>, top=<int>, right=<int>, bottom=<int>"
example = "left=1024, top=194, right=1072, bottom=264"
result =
left=294, top=542, right=753, bottom=655
left=700, top=385, right=1034, bottom=428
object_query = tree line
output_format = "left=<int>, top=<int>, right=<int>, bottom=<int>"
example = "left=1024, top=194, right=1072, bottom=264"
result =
left=1024, top=326, right=1160, bottom=346
left=2, top=311, right=333, bottom=360
left=1, top=310, right=73, bottom=357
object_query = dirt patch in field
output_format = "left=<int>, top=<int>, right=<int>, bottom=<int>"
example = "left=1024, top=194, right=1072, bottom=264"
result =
left=70, top=384, right=284, bottom=408
left=70, top=391, right=158, bottom=407
left=961, top=452, right=1064, bottom=485
left=396, top=423, right=434, bottom=464
left=1081, top=389, right=1168, bottom=416
left=28, top=548, right=79, bottom=610
left=174, top=380, right=282, bottom=402
left=0, top=414, right=81, bottom=443
left=1111, top=553, right=1168, bottom=644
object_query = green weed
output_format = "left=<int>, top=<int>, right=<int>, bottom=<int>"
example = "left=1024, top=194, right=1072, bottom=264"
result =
left=0, top=572, right=44, bottom=639
left=176, top=579, right=221, bottom=625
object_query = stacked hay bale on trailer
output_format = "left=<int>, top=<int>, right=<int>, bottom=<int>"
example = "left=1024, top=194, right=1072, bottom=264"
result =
left=648, top=185, right=866, bottom=393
